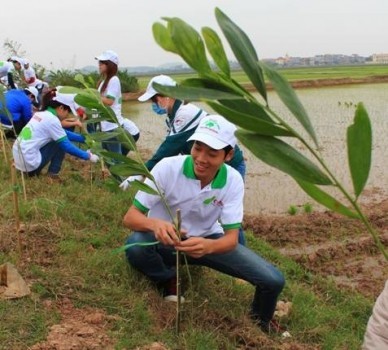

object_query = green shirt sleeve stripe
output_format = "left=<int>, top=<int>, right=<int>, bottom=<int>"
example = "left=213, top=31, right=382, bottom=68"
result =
left=56, top=136, right=67, bottom=143
left=222, top=223, right=241, bottom=230
left=133, top=198, right=149, bottom=213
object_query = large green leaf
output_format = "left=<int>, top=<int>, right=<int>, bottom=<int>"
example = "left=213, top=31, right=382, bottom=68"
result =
left=347, top=103, right=372, bottom=198
left=74, top=93, right=100, bottom=110
left=163, top=17, right=212, bottom=74
left=109, top=164, right=150, bottom=178
left=202, top=27, right=230, bottom=77
left=236, top=130, right=332, bottom=185
left=153, top=83, right=243, bottom=101
left=88, top=131, right=122, bottom=142
left=260, top=62, right=318, bottom=145
left=219, top=99, right=274, bottom=123
left=57, top=86, right=83, bottom=95
left=181, top=77, right=251, bottom=100
left=152, top=22, right=179, bottom=54
left=207, top=102, right=294, bottom=137
left=99, top=151, right=145, bottom=167
left=215, top=8, right=267, bottom=102
left=131, top=180, right=159, bottom=196
left=295, top=179, right=360, bottom=218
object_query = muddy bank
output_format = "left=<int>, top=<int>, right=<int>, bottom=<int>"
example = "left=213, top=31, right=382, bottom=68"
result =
left=123, top=75, right=388, bottom=101
left=243, top=199, right=388, bottom=299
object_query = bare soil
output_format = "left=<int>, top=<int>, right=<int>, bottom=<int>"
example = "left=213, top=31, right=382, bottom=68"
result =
left=244, top=199, right=388, bottom=299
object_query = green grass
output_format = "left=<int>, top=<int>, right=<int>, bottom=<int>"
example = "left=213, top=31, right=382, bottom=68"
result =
left=136, top=64, right=388, bottom=88
left=0, top=148, right=374, bottom=349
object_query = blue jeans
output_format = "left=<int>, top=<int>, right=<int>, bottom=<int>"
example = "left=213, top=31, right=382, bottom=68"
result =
left=125, top=231, right=285, bottom=323
left=235, top=160, right=247, bottom=245
left=28, top=141, right=65, bottom=176
left=102, top=133, right=122, bottom=155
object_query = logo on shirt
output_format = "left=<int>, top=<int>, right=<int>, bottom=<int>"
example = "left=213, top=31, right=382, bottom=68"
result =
left=203, top=196, right=224, bottom=207
left=19, top=127, right=32, bottom=140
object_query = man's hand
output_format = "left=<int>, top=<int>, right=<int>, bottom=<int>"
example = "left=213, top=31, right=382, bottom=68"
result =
left=150, top=218, right=181, bottom=246
left=176, top=237, right=213, bottom=258
left=119, top=175, right=144, bottom=191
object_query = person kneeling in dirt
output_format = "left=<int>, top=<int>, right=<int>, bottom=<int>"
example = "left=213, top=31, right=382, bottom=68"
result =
left=123, top=115, right=285, bottom=334
left=12, top=89, right=99, bottom=179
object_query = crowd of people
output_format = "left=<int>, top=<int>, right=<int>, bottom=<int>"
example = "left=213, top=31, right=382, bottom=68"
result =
left=1, top=50, right=385, bottom=345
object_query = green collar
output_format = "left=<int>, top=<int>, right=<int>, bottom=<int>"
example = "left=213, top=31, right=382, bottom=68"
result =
left=168, top=99, right=183, bottom=122
left=47, top=106, right=58, bottom=116
left=183, top=156, right=227, bottom=189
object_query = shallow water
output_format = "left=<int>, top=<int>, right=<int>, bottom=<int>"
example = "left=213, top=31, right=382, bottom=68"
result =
left=122, top=84, right=388, bottom=215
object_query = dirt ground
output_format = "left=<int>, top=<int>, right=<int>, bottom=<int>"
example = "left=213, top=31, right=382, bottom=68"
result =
left=2, top=199, right=383, bottom=350
left=244, top=199, right=388, bottom=299
left=1, top=162, right=386, bottom=349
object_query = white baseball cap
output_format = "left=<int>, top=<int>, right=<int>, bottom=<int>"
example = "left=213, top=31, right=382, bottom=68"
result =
left=188, top=115, right=237, bottom=150
left=95, top=50, right=119, bottom=65
left=138, top=75, right=177, bottom=102
left=24, top=87, right=39, bottom=103
left=10, top=56, right=24, bottom=66
left=53, top=93, right=77, bottom=115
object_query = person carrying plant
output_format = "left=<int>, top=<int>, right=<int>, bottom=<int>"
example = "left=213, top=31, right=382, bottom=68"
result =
left=119, top=75, right=247, bottom=244
left=12, top=89, right=99, bottom=179
left=123, top=114, right=285, bottom=334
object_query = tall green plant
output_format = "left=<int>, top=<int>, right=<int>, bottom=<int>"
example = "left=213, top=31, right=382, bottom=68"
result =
left=59, top=80, right=186, bottom=331
left=151, top=8, right=386, bottom=259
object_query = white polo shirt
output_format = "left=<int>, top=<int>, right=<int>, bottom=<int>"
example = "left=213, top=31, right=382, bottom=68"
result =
left=12, top=109, right=67, bottom=172
left=134, top=155, right=244, bottom=237
left=97, top=76, right=124, bottom=131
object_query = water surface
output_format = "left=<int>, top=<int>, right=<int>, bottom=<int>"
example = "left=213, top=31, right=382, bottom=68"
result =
left=122, top=84, right=388, bottom=215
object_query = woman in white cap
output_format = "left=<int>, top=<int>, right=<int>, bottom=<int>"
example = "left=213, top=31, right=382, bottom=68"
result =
left=94, top=50, right=139, bottom=156
left=12, top=89, right=99, bottom=178
left=22, top=59, right=49, bottom=102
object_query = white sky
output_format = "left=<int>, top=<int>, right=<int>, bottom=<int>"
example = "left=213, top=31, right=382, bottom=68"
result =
left=1, top=0, right=387, bottom=70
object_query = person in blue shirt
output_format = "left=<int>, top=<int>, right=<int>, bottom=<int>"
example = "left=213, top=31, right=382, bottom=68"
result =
left=0, top=87, right=39, bottom=138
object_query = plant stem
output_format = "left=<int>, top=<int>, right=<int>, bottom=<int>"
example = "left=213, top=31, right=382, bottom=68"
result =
left=11, top=164, right=22, bottom=256
left=176, top=209, right=182, bottom=335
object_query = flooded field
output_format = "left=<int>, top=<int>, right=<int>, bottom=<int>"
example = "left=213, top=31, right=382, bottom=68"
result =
left=123, top=83, right=388, bottom=215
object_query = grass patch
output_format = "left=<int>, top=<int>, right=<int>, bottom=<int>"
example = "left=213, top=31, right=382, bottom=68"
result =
left=0, top=150, right=374, bottom=349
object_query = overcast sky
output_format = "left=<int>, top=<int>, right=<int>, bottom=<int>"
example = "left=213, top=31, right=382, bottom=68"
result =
left=1, top=0, right=387, bottom=70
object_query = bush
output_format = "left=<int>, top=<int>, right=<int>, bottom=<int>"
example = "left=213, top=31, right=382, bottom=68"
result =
left=47, top=69, right=139, bottom=93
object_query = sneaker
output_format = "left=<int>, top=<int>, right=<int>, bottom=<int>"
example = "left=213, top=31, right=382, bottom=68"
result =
left=47, top=173, right=63, bottom=183
left=161, top=277, right=185, bottom=303
left=249, top=313, right=285, bottom=334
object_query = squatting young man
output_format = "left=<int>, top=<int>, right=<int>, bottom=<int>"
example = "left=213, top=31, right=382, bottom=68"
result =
left=123, top=115, right=285, bottom=333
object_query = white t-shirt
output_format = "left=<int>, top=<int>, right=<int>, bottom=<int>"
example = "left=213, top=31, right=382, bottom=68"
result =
left=98, top=76, right=124, bottom=131
left=168, top=102, right=207, bottom=136
left=134, top=155, right=244, bottom=237
left=122, top=118, right=139, bottom=136
left=12, top=110, right=67, bottom=172
left=23, top=66, right=44, bottom=87
left=0, top=61, right=14, bottom=78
